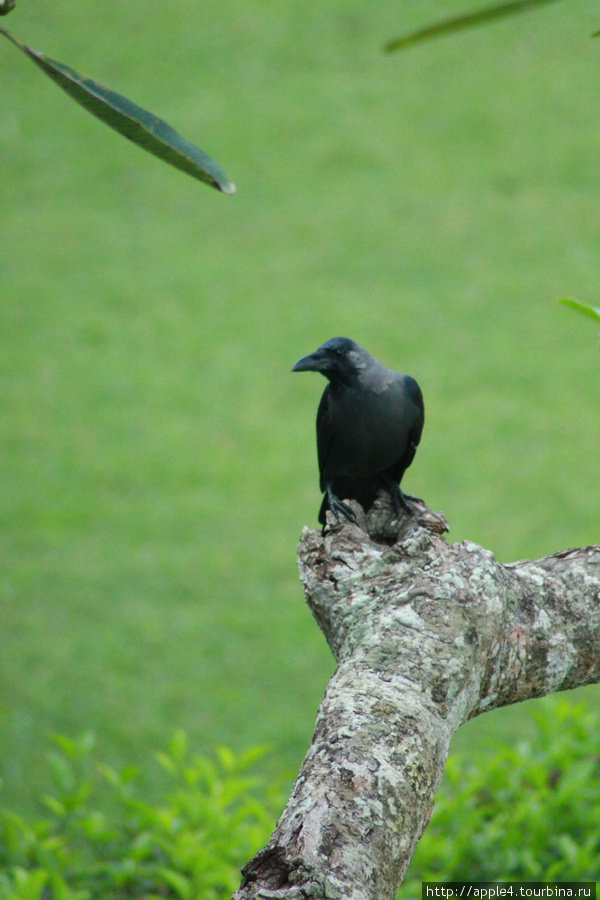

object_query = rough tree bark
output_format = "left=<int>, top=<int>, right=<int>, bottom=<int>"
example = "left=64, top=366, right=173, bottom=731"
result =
left=232, top=495, right=600, bottom=900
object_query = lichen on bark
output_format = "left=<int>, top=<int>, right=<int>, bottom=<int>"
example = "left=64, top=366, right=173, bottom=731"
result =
left=233, top=495, right=600, bottom=900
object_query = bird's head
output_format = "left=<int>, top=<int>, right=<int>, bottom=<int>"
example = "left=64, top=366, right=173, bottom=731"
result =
left=292, top=337, right=368, bottom=383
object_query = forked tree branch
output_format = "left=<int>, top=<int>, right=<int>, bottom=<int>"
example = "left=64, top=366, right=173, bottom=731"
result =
left=232, top=495, right=600, bottom=900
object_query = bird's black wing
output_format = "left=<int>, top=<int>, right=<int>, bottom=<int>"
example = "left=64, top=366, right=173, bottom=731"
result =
left=387, top=375, right=425, bottom=483
left=316, top=385, right=334, bottom=493
left=405, top=375, right=424, bottom=437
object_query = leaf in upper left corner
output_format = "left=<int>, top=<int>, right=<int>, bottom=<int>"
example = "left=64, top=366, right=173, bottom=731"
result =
left=0, top=28, right=236, bottom=193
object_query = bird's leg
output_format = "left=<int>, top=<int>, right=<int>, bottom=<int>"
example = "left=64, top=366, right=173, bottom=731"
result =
left=380, top=476, right=420, bottom=517
left=326, top=486, right=358, bottom=527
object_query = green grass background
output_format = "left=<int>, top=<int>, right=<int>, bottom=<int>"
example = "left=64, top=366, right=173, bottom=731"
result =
left=1, top=0, right=599, bottom=817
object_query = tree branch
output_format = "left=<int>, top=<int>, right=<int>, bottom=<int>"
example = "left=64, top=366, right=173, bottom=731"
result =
left=232, top=496, right=600, bottom=900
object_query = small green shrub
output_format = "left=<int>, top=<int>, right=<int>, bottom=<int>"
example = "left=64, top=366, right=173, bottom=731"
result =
left=400, top=699, right=600, bottom=897
left=2, top=699, right=599, bottom=899
left=0, top=732, right=281, bottom=900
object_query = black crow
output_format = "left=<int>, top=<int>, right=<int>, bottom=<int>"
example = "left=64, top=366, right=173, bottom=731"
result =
left=292, top=337, right=424, bottom=527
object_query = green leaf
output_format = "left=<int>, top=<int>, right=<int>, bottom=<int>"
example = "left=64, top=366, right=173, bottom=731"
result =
left=216, top=745, right=236, bottom=773
left=154, top=750, right=176, bottom=776
left=383, top=0, right=564, bottom=53
left=11, top=868, right=49, bottom=900
left=155, top=867, right=192, bottom=900
left=559, top=298, right=600, bottom=324
left=45, top=751, right=75, bottom=794
left=49, top=731, right=95, bottom=762
left=41, top=795, right=67, bottom=818
left=237, top=744, right=271, bottom=770
left=1, top=809, right=33, bottom=856
left=48, top=871, right=88, bottom=900
left=168, top=729, right=188, bottom=765
left=0, top=28, right=235, bottom=194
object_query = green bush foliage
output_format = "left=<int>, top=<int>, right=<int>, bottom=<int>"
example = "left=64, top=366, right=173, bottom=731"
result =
left=401, top=699, right=600, bottom=895
left=0, top=732, right=280, bottom=900
left=2, top=700, right=599, bottom=899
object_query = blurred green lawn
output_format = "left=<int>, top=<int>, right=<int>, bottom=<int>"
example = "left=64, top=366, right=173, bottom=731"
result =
left=1, top=0, right=599, bottom=814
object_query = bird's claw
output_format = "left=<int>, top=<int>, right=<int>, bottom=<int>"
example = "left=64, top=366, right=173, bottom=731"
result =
left=386, top=482, right=419, bottom=517
left=326, top=488, right=358, bottom=526
left=397, top=490, right=412, bottom=515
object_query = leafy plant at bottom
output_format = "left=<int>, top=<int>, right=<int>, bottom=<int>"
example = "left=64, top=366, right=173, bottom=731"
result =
left=400, top=698, right=600, bottom=897
left=0, top=731, right=280, bottom=900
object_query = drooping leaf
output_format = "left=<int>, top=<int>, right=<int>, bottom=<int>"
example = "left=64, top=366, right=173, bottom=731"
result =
left=383, top=0, right=564, bottom=54
left=0, top=28, right=235, bottom=193
left=558, top=298, right=600, bottom=324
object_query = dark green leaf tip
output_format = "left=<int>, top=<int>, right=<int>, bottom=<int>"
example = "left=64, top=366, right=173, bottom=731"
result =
left=0, top=0, right=15, bottom=16
left=382, top=0, right=564, bottom=54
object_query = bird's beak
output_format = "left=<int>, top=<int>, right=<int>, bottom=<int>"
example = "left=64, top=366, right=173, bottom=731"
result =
left=292, top=350, right=326, bottom=373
